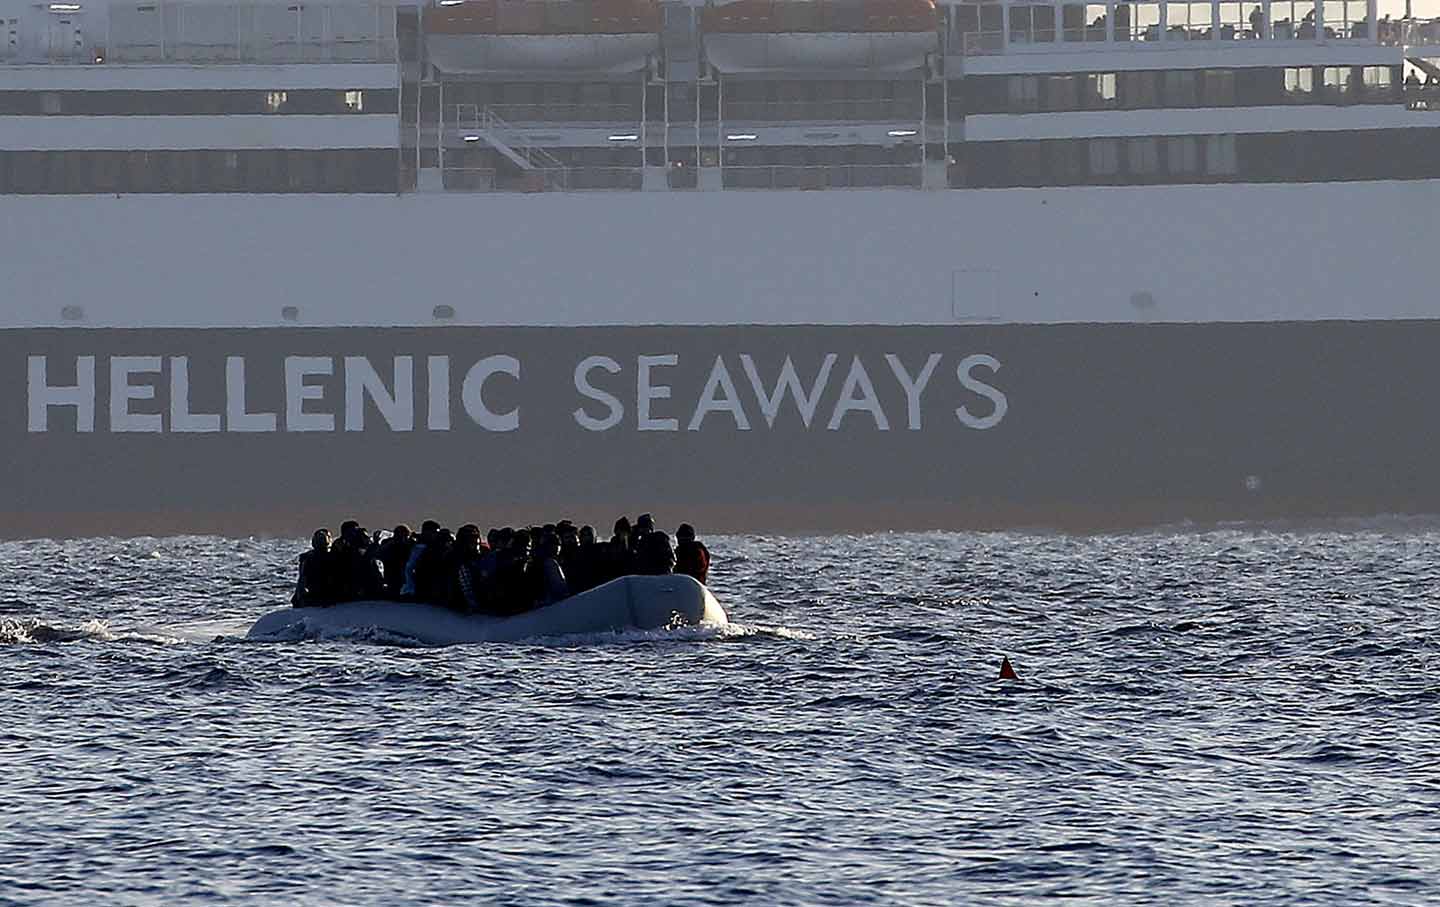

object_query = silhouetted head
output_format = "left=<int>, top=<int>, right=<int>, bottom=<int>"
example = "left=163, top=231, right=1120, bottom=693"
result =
left=420, top=519, right=441, bottom=541
left=456, top=524, right=481, bottom=554
left=392, top=524, right=411, bottom=541
left=511, top=530, right=532, bottom=558
left=676, top=523, right=696, bottom=543
left=340, top=519, right=360, bottom=539
left=613, top=516, right=631, bottom=536
left=311, top=529, right=331, bottom=552
left=439, top=528, right=454, bottom=546
left=487, top=528, right=501, bottom=550
left=579, top=525, right=596, bottom=546
left=636, top=513, right=655, bottom=534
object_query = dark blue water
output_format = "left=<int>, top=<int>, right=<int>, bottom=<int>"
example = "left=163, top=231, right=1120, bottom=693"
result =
left=4, top=526, right=1439, bottom=905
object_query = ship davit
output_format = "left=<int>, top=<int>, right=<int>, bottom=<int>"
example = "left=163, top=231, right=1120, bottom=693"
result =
left=247, top=574, right=728, bottom=646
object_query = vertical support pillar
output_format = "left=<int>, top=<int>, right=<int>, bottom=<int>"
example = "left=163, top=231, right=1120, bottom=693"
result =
left=1314, top=0, right=1323, bottom=41
left=717, top=74, right=724, bottom=188
left=437, top=80, right=444, bottom=187
left=1261, top=0, right=1271, bottom=38
left=1212, top=0, right=1221, bottom=39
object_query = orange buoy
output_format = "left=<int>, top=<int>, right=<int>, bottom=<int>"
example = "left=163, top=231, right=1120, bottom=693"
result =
left=998, top=656, right=1018, bottom=680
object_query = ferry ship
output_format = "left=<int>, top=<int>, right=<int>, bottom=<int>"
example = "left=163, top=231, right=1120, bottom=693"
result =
left=2, top=0, right=1438, bottom=537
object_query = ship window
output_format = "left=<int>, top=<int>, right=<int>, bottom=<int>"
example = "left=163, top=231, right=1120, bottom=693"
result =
left=265, top=91, right=287, bottom=113
left=1270, top=0, right=1311, bottom=38
left=1166, top=136, right=1199, bottom=174
left=1164, top=70, right=1198, bottom=106
left=1216, top=3, right=1246, bottom=39
left=1322, top=66, right=1353, bottom=98
left=1124, top=2, right=1162, bottom=41
left=1284, top=66, right=1314, bottom=96
left=344, top=90, right=363, bottom=112
left=1051, top=141, right=1085, bottom=182
left=1089, top=138, right=1119, bottom=175
left=1061, top=3, right=1085, bottom=41
left=1201, top=69, right=1236, bottom=105
left=1082, top=73, right=1118, bottom=108
left=1360, top=66, right=1394, bottom=101
left=1128, top=138, right=1159, bottom=175
left=1045, top=75, right=1078, bottom=110
left=1204, top=134, right=1237, bottom=174
left=1008, top=76, right=1040, bottom=112
left=1009, top=4, right=1056, bottom=43
left=1120, top=70, right=1158, bottom=107
left=1168, top=1, right=1213, bottom=40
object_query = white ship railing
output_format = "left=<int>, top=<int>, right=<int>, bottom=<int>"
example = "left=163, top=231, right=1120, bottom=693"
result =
left=1392, top=17, right=1440, bottom=48
left=953, top=1, right=1390, bottom=56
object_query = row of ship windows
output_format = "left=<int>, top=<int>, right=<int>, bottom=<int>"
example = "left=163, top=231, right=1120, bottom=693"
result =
left=964, top=66, right=1400, bottom=114
left=2, top=130, right=1434, bottom=193
left=0, top=89, right=397, bottom=117
left=0, top=149, right=397, bottom=195
left=961, top=128, right=1440, bottom=186
left=956, top=0, right=1379, bottom=44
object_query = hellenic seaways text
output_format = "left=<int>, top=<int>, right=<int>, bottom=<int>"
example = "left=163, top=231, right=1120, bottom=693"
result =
left=25, top=353, right=1008, bottom=433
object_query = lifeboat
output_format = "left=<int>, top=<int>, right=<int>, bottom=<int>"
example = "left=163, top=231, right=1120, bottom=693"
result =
left=424, top=0, right=661, bottom=75
left=701, top=0, right=938, bottom=74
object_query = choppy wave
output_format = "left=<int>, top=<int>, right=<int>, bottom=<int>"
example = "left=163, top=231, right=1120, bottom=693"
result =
left=3, top=529, right=1440, bottom=905
left=0, top=616, right=181, bottom=646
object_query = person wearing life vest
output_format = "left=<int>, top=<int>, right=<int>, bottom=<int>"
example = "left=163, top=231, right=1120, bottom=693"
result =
left=674, top=523, right=710, bottom=585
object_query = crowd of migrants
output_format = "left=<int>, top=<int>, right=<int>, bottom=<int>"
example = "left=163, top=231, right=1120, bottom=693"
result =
left=291, top=514, right=711, bottom=615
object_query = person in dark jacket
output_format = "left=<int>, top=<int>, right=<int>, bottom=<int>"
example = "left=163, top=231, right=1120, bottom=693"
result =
left=636, top=530, right=676, bottom=576
left=377, top=524, right=413, bottom=598
left=570, top=524, right=602, bottom=593
left=447, top=524, right=488, bottom=613
left=526, top=534, right=569, bottom=607
left=674, top=523, right=710, bottom=585
left=292, top=529, right=342, bottom=606
left=494, top=530, right=533, bottom=613
left=331, top=522, right=383, bottom=601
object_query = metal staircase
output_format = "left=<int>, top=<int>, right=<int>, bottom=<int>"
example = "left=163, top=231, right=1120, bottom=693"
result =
left=454, top=104, right=569, bottom=189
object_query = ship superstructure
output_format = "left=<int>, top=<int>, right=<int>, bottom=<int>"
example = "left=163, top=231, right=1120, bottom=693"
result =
left=3, top=0, right=1438, bottom=194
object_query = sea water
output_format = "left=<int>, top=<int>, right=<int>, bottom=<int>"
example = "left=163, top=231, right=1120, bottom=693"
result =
left=3, top=526, right=1439, bottom=905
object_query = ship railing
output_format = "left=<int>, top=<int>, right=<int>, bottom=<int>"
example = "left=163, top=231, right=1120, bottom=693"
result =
left=1392, top=17, right=1440, bottom=48
left=101, top=1, right=399, bottom=65
left=474, top=102, right=643, bottom=123
left=959, top=19, right=1397, bottom=55
left=442, top=166, right=644, bottom=192
left=720, top=163, right=922, bottom=190
left=722, top=99, right=923, bottom=121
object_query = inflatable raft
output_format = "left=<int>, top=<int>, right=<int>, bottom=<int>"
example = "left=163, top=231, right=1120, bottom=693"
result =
left=247, top=574, right=728, bottom=646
